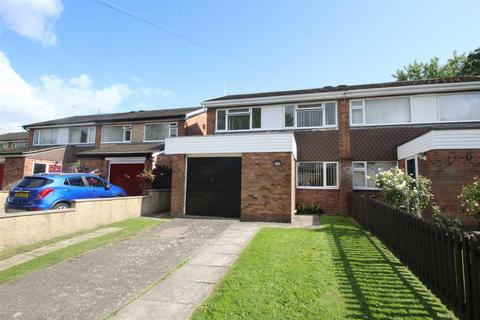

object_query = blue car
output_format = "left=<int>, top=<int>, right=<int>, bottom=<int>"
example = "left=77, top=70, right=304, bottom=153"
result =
left=5, top=173, right=127, bottom=212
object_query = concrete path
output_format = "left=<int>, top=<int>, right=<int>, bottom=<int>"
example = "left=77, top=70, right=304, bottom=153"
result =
left=0, top=218, right=234, bottom=320
left=114, top=221, right=262, bottom=320
left=0, top=227, right=122, bottom=272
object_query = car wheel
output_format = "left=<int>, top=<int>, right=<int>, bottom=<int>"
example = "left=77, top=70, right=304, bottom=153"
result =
left=52, top=202, right=70, bottom=210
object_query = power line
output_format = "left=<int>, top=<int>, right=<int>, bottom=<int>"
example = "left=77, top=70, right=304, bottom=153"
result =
left=93, top=0, right=308, bottom=87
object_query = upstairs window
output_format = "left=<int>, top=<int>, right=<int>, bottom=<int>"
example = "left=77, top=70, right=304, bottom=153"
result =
left=69, top=127, right=95, bottom=144
left=438, top=93, right=480, bottom=121
left=33, top=129, right=58, bottom=145
left=352, top=161, right=397, bottom=189
left=284, top=102, right=337, bottom=128
left=102, top=125, right=132, bottom=143
left=11, top=142, right=27, bottom=149
left=216, top=107, right=262, bottom=131
left=145, top=123, right=178, bottom=141
left=297, top=162, right=338, bottom=188
left=350, top=97, right=411, bottom=125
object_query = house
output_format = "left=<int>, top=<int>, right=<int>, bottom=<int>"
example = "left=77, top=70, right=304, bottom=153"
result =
left=0, top=131, right=29, bottom=188
left=0, top=107, right=206, bottom=194
left=165, top=77, right=480, bottom=222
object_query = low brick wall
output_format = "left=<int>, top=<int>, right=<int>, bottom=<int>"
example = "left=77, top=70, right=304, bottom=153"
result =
left=0, top=191, right=7, bottom=215
left=0, top=190, right=170, bottom=251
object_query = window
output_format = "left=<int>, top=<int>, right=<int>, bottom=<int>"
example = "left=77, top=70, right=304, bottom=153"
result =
left=406, top=158, right=417, bottom=180
left=102, top=125, right=132, bottom=143
left=68, top=177, right=85, bottom=187
left=438, top=93, right=480, bottom=121
left=69, top=127, right=95, bottom=144
left=216, top=107, right=262, bottom=131
left=17, top=177, right=53, bottom=188
left=0, top=143, right=6, bottom=150
left=297, top=162, right=338, bottom=188
left=86, top=176, right=107, bottom=188
left=145, top=123, right=169, bottom=141
left=33, top=129, right=58, bottom=145
left=284, top=102, right=337, bottom=128
left=352, top=161, right=397, bottom=189
left=33, top=163, right=48, bottom=174
left=169, top=123, right=178, bottom=137
left=11, top=142, right=27, bottom=149
left=350, top=97, right=411, bottom=125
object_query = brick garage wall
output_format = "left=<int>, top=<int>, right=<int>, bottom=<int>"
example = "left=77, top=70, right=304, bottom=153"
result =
left=186, top=112, right=207, bottom=136
left=155, top=155, right=172, bottom=168
left=2, top=157, right=25, bottom=189
left=170, top=154, right=186, bottom=216
left=206, top=108, right=216, bottom=135
left=241, top=152, right=294, bottom=222
left=417, top=149, right=480, bottom=212
left=79, top=158, right=110, bottom=179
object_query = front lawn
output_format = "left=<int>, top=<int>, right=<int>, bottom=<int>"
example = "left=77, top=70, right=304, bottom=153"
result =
left=192, top=215, right=455, bottom=320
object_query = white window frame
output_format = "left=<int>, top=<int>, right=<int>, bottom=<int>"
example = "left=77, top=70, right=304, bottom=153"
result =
left=352, top=161, right=398, bottom=190
left=296, top=161, right=339, bottom=190
left=101, top=125, right=132, bottom=144
left=68, top=126, right=96, bottom=145
left=284, top=101, right=338, bottom=129
left=32, top=128, right=59, bottom=146
left=349, top=97, right=412, bottom=127
left=31, top=162, right=63, bottom=174
left=144, top=122, right=178, bottom=142
left=405, top=156, right=419, bottom=184
left=215, top=107, right=262, bottom=132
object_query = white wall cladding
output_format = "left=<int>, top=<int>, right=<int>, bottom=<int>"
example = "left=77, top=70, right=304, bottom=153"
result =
left=261, top=105, right=284, bottom=130
left=165, top=132, right=297, bottom=158
left=397, top=129, right=480, bottom=159
left=411, top=95, right=438, bottom=123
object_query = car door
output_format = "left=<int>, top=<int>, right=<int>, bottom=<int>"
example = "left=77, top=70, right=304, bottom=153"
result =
left=64, top=176, right=90, bottom=200
left=85, top=176, right=112, bottom=198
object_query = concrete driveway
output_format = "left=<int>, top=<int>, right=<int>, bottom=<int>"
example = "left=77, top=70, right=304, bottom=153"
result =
left=0, top=217, right=236, bottom=320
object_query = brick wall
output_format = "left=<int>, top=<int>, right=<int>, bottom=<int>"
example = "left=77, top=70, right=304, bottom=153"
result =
left=186, top=112, right=207, bottom=136
left=79, top=158, right=110, bottom=179
left=155, top=155, right=173, bottom=168
left=170, top=154, right=186, bottom=216
left=241, top=152, right=294, bottom=222
left=296, top=189, right=341, bottom=213
left=206, top=108, right=216, bottom=135
left=417, top=150, right=480, bottom=212
left=2, top=157, right=25, bottom=189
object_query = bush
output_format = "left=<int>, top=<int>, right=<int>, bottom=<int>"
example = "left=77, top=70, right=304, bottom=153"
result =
left=296, top=203, right=324, bottom=215
left=458, top=176, right=480, bottom=227
left=374, top=167, right=433, bottom=217
left=431, top=204, right=463, bottom=232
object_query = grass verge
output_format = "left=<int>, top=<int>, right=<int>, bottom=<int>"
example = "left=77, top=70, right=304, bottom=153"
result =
left=0, top=217, right=165, bottom=285
left=192, top=215, right=456, bottom=320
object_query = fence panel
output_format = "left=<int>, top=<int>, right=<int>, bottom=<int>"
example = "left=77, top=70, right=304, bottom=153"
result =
left=348, top=193, right=480, bottom=320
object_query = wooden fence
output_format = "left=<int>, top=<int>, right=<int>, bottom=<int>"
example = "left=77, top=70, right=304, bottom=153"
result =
left=348, top=193, right=480, bottom=320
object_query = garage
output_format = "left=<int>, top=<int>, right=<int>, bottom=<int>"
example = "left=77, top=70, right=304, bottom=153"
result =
left=186, top=157, right=241, bottom=218
left=0, top=163, right=4, bottom=189
left=109, top=163, right=145, bottom=196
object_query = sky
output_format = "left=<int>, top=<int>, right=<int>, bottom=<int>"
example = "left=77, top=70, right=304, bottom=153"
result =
left=0, top=0, right=479, bottom=133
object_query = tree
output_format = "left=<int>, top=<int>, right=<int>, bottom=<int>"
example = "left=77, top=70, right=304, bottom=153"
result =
left=393, top=48, right=480, bottom=81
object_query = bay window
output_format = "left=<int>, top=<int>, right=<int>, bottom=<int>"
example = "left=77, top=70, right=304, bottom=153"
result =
left=69, top=127, right=95, bottom=144
left=33, top=129, right=58, bottom=145
left=297, top=162, right=338, bottom=188
left=352, top=161, right=397, bottom=189
left=284, top=102, right=337, bottom=128
left=216, top=107, right=262, bottom=131
left=102, top=125, right=132, bottom=143
left=144, top=123, right=178, bottom=141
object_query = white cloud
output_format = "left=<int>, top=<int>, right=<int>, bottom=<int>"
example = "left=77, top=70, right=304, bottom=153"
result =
left=0, top=51, right=172, bottom=134
left=0, top=0, right=63, bottom=46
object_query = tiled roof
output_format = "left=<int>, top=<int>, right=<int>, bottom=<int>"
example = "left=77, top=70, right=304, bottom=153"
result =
left=76, top=143, right=164, bottom=156
left=24, top=107, right=203, bottom=128
left=0, top=131, right=28, bottom=142
left=0, top=146, right=64, bottom=156
left=205, top=77, right=480, bottom=102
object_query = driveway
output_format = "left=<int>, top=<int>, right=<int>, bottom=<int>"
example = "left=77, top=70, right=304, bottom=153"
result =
left=0, top=218, right=235, bottom=320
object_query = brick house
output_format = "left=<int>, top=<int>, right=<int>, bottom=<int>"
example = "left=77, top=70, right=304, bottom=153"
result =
left=165, top=77, right=480, bottom=222
left=1, top=107, right=206, bottom=194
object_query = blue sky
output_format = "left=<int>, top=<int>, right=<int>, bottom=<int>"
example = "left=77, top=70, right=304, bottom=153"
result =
left=0, top=0, right=479, bottom=132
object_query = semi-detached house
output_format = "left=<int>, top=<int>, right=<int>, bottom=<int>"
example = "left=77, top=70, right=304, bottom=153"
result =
left=166, top=77, right=480, bottom=222
left=0, top=107, right=206, bottom=194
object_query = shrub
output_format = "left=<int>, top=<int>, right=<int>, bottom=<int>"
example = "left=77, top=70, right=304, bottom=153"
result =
left=374, top=167, right=433, bottom=217
left=431, top=204, right=463, bottom=232
left=296, top=203, right=325, bottom=215
left=458, top=176, right=480, bottom=226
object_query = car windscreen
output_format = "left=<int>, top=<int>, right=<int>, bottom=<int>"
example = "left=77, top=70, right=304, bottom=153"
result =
left=16, top=177, right=54, bottom=188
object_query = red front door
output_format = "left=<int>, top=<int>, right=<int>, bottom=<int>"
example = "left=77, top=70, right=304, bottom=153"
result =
left=109, top=163, right=145, bottom=196
left=0, top=164, right=4, bottom=190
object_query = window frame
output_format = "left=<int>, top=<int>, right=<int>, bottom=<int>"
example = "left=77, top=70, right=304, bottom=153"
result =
left=215, top=107, right=262, bottom=132
left=296, top=161, right=339, bottom=190
left=32, top=162, right=49, bottom=174
left=101, top=125, right=132, bottom=144
left=32, top=128, right=59, bottom=146
left=352, top=161, right=398, bottom=190
left=144, top=122, right=178, bottom=142
left=350, top=97, right=412, bottom=126
left=68, top=126, right=96, bottom=145
left=283, top=101, right=338, bottom=129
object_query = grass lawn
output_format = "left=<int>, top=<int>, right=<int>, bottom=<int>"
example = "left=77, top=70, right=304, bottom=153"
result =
left=0, top=217, right=165, bottom=284
left=192, top=215, right=456, bottom=320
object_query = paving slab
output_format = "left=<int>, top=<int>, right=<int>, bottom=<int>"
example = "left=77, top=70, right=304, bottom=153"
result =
left=0, top=218, right=234, bottom=320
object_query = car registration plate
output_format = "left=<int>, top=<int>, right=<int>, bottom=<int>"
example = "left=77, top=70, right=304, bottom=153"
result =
left=15, top=192, right=29, bottom=198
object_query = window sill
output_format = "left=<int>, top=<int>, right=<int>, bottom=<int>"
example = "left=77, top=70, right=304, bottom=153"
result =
left=296, top=186, right=339, bottom=190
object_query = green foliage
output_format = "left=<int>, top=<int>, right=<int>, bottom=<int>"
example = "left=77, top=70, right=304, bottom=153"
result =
left=394, top=48, right=480, bottom=81
left=296, top=202, right=324, bottom=215
left=431, top=204, right=463, bottom=232
left=374, top=168, right=433, bottom=217
left=459, top=176, right=480, bottom=224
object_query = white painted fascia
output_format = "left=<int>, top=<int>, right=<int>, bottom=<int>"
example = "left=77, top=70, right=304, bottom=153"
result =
left=105, top=156, right=147, bottom=163
left=203, top=81, right=480, bottom=107
left=25, top=122, right=97, bottom=129
left=397, top=129, right=480, bottom=159
left=184, top=108, right=206, bottom=119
